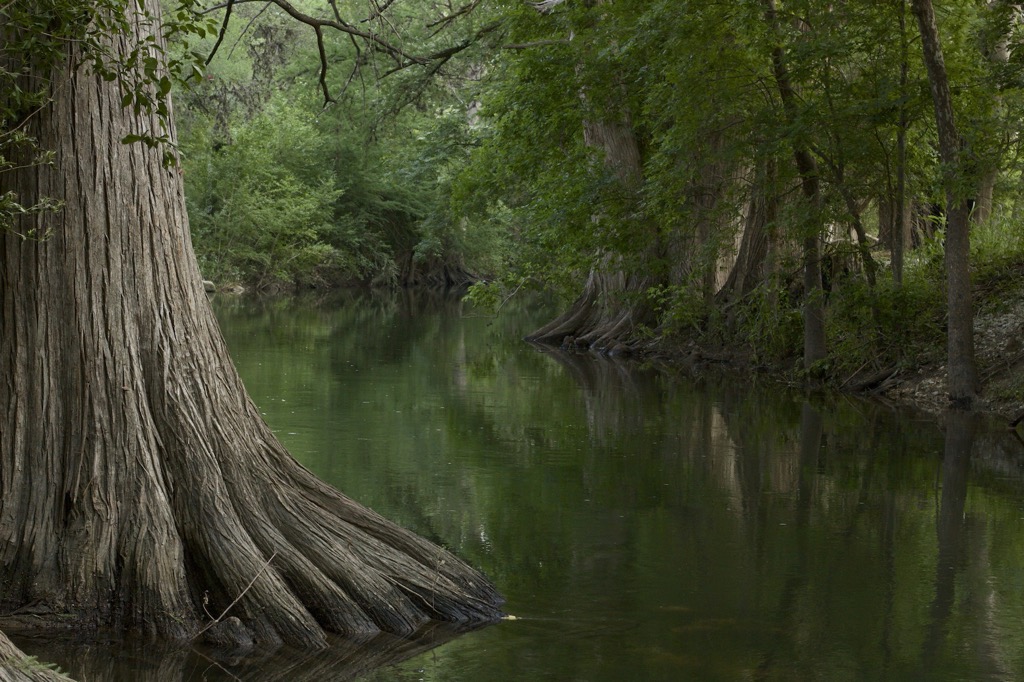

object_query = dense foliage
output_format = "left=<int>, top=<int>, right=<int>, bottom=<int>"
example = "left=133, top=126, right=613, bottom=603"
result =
left=8, top=0, right=1024, bottom=389
left=446, top=0, right=1024, bottom=389
left=171, top=0, right=506, bottom=290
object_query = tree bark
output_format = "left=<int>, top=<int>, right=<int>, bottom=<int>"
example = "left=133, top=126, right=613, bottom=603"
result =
left=974, top=167, right=996, bottom=225
left=879, top=195, right=912, bottom=285
left=894, top=0, right=911, bottom=286
left=0, top=0, right=501, bottom=649
left=761, top=0, right=827, bottom=369
left=718, top=158, right=777, bottom=303
left=525, top=113, right=656, bottom=350
left=526, top=267, right=656, bottom=350
left=911, top=0, right=979, bottom=405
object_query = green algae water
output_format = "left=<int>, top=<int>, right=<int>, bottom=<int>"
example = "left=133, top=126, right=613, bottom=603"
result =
left=17, top=290, right=1024, bottom=680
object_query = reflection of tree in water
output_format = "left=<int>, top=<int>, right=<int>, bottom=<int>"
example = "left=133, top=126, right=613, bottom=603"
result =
left=691, top=385, right=1024, bottom=678
left=751, top=402, right=821, bottom=679
left=331, top=289, right=460, bottom=366
left=920, top=412, right=1015, bottom=678
left=537, top=349, right=658, bottom=443
left=922, top=411, right=974, bottom=670
left=11, top=623, right=471, bottom=682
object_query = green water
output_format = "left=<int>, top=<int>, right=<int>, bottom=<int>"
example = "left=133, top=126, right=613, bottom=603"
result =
left=217, top=291, right=1024, bottom=681
left=18, top=291, right=1024, bottom=680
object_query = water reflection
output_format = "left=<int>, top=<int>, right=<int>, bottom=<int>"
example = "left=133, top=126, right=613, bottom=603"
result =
left=10, top=624, right=473, bottom=681
left=923, top=411, right=975, bottom=670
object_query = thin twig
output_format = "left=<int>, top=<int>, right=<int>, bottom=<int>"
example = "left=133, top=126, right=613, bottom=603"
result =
left=427, top=0, right=482, bottom=30
left=193, top=550, right=278, bottom=639
left=364, top=0, right=399, bottom=23
left=190, top=646, right=244, bottom=681
left=226, top=3, right=273, bottom=61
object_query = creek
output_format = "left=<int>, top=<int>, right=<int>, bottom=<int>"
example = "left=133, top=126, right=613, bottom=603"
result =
left=17, top=290, right=1024, bottom=680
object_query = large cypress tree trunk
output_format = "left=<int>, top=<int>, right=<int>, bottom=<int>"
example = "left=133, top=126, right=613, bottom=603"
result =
left=526, top=98, right=658, bottom=351
left=525, top=0, right=660, bottom=351
left=0, top=0, right=501, bottom=649
left=718, top=158, right=777, bottom=304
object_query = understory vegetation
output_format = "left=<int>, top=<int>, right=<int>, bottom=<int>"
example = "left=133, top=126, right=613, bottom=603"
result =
left=173, top=2, right=507, bottom=290
left=173, top=0, right=1024, bottom=400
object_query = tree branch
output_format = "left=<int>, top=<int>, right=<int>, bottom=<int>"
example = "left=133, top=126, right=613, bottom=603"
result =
left=427, top=0, right=482, bottom=30
left=205, top=0, right=234, bottom=66
left=200, top=0, right=416, bottom=62
left=503, top=38, right=570, bottom=50
left=314, top=25, right=334, bottom=104
left=364, top=0, right=400, bottom=23
left=199, top=0, right=493, bottom=105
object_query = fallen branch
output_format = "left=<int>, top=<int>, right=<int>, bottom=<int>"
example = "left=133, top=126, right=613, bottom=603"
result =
left=1011, top=409, right=1024, bottom=429
left=848, top=366, right=899, bottom=393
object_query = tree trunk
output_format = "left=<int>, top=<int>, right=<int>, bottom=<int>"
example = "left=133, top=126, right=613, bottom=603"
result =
left=524, top=114, right=657, bottom=351
left=911, top=0, right=979, bottom=405
left=526, top=267, right=656, bottom=350
left=894, top=0, right=911, bottom=286
left=0, top=0, right=501, bottom=649
left=835, top=182, right=878, bottom=288
left=974, top=167, right=997, bottom=225
left=762, top=0, right=827, bottom=369
left=718, top=158, right=777, bottom=303
left=971, top=0, right=1016, bottom=226
left=879, top=195, right=912, bottom=285
left=688, top=130, right=736, bottom=300
left=526, top=0, right=660, bottom=351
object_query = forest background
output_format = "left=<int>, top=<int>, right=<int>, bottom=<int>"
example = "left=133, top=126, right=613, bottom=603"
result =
left=166, top=0, right=1024, bottom=411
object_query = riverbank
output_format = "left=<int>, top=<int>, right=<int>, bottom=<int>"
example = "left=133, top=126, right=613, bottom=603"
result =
left=844, top=257, right=1024, bottom=424
left=880, top=292, right=1024, bottom=422
left=640, top=258, right=1024, bottom=427
left=209, top=271, right=1024, bottom=425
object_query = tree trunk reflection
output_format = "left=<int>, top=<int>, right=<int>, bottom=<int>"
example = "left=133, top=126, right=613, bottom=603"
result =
left=9, top=624, right=470, bottom=682
left=922, top=411, right=975, bottom=669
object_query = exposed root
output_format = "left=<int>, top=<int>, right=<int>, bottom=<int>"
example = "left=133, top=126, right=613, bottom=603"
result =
left=526, top=271, right=657, bottom=352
